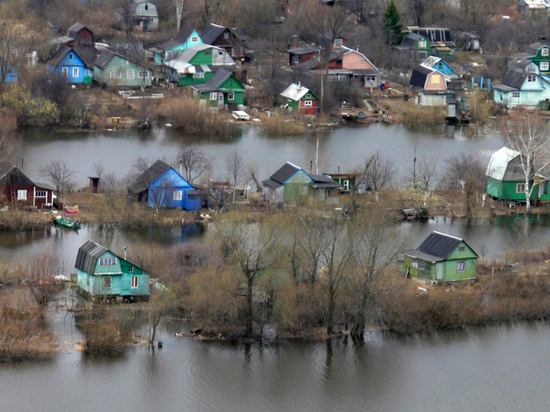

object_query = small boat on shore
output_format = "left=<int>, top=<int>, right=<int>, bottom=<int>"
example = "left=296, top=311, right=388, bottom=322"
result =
left=54, top=216, right=82, bottom=230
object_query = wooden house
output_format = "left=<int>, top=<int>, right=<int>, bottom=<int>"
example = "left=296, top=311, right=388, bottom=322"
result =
left=410, top=64, right=453, bottom=106
left=76, top=240, right=150, bottom=301
left=47, top=46, right=93, bottom=84
left=325, top=172, right=357, bottom=192
left=191, top=68, right=245, bottom=109
left=148, top=26, right=203, bottom=64
left=164, top=44, right=236, bottom=86
left=408, top=27, right=456, bottom=58
left=201, top=24, right=249, bottom=61
left=262, top=161, right=341, bottom=203
left=404, top=231, right=478, bottom=283
left=526, top=42, right=550, bottom=74
left=128, top=160, right=207, bottom=210
left=94, top=50, right=152, bottom=89
left=119, top=0, right=159, bottom=32
left=280, top=83, right=319, bottom=115
left=50, top=23, right=97, bottom=70
left=394, top=33, right=431, bottom=61
left=288, top=44, right=319, bottom=66
left=0, top=166, right=55, bottom=209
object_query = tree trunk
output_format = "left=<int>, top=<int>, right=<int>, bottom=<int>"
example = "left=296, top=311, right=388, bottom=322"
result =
left=245, top=275, right=254, bottom=338
left=526, top=177, right=531, bottom=215
left=327, top=282, right=335, bottom=336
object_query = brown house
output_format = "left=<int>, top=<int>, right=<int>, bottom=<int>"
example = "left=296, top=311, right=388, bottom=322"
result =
left=50, top=23, right=97, bottom=68
left=0, top=167, right=56, bottom=209
left=201, top=23, right=250, bottom=61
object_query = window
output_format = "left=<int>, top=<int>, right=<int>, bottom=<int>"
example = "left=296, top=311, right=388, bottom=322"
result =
left=69, top=54, right=73, bottom=59
left=99, top=257, right=118, bottom=266
left=432, top=74, right=440, bottom=84
left=210, top=92, right=217, bottom=100
left=191, top=36, right=199, bottom=43
left=103, top=276, right=112, bottom=288
left=417, top=51, right=427, bottom=60
left=62, top=67, right=68, bottom=77
left=138, top=70, right=149, bottom=78
left=543, top=48, right=549, bottom=56
left=205, top=50, right=212, bottom=56
left=512, top=92, right=520, bottom=98
left=295, top=55, right=299, bottom=64
left=306, top=94, right=311, bottom=98
left=131, top=276, right=139, bottom=288
left=329, top=74, right=338, bottom=81
left=173, top=190, right=183, bottom=200
left=86, top=69, right=91, bottom=77
left=35, top=191, right=47, bottom=197
left=228, top=92, right=234, bottom=101
left=17, top=190, right=27, bottom=200
left=418, top=40, right=427, bottom=48
left=418, top=260, right=426, bottom=271
left=129, top=266, right=134, bottom=273
left=412, top=258, right=419, bottom=269
left=438, top=62, right=443, bottom=69
left=457, top=261, right=466, bottom=273
left=334, top=38, right=343, bottom=47
left=224, top=31, right=229, bottom=39
left=144, top=3, right=148, bottom=10
left=110, top=71, right=121, bottom=78
left=194, top=72, right=204, bottom=79
left=336, top=58, right=343, bottom=65
left=304, top=100, right=312, bottom=107
left=367, top=75, right=376, bottom=82
left=542, top=62, right=549, bottom=71
left=72, top=67, right=79, bottom=78
left=337, top=74, right=346, bottom=81
left=459, top=246, right=465, bottom=252
left=231, top=47, right=237, bottom=57
left=127, top=69, right=135, bottom=79
left=528, top=75, right=536, bottom=82
left=516, top=183, right=526, bottom=193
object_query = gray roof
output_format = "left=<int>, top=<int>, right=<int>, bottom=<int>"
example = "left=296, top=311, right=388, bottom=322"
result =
left=154, top=40, right=182, bottom=51
left=176, top=44, right=216, bottom=64
left=34, top=182, right=56, bottom=191
left=269, top=162, right=302, bottom=184
left=288, top=45, right=319, bottom=55
left=68, top=23, right=87, bottom=38
left=201, top=24, right=229, bottom=45
left=310, top=174, right=341, bottom=189
left=94, top=49, right=116, bottom=69
left=295, top=49, right=344, bottom=71
left=400, top=33, right=425, bottom=49
left=0, top=166, right=34, bottom=186
left=191, top=68, right=232, bottom=92
left=502, top=68, right=527, bottom=90
left=47, top=45, right=73, bottom=66
left=410, top=65, right=433, bottom=88
left=261, top=178, right=282, bottom=189
left=75, top=240, right=108, bottom=275
left=175, top=26, right=196, bottom=43
left=128, top=160, right=170, bottom=194
left=528, top=42, right=547, bottom=56
left=416, top=231, right=464, bottom=260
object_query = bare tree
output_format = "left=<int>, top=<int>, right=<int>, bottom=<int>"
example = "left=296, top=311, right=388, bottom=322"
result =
left=26, top=252, right=61, bottom=308
left=246, top=161, right=262, bottom=192
left=177, top=146, right=211, bottom=184
left=225, top=150, right=245, bottom=186
left=416, top=156, right=439, bottom=193
left=149, top=174, right=176, bottom=212
left=360, top=151, right=397, bottom=195
left=175, top=0, right=184, bottom=30
left=40, top=160, right=75, bottom=207
left=504, top=111, right=550, bottom=215
left=148, top=285, right=175, bottom=345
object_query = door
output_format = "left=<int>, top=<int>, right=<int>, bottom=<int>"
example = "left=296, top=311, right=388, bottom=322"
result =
left=143, top=19, right=149, bottom=31
left=436, top=262, right=444, bottom=280
left=218, top=92, right=224, bottom=109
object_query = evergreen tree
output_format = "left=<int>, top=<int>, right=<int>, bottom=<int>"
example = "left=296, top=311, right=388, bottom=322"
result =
left=382, top=0, right=404, bottom=45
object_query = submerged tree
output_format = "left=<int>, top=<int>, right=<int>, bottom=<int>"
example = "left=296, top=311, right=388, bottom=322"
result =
left=40, top=160, right=74, bottom=207
left=382, top=0, right=403, bottom=46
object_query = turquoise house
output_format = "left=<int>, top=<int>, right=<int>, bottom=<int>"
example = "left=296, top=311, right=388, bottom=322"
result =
left=47, top=46, right=93, bottom=84
left=421, top=55, right=459, bottom=81
left=149, top=26, right=203, bottom=64
left=76, top=240, right=150, bottom=301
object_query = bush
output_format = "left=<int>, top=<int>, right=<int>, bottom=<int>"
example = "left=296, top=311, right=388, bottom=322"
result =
left=80, top=315, right=133, bottom=356
left=259, top=112, right=308, bottom=135
left=0, top=85, right=59, bottom=127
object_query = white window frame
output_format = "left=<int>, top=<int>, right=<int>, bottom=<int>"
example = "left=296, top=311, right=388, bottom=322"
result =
left=528, top=75, right=536, bottom=82
left=127, top=69, right=135, bottom=79
left=99, top=257, right=118, bottom=266
left=304, top=100, right=312, bottom=107
left=191, top=36, right=199, bottom=43
left=103, top=276, right=112, bottom=289
left=232, top=47, right=238, bottom=57
left=543, top=48, right=549, bottom=57
left=412, top=258, right=418, bottom=269
left=542, top=62, right=549, bottom=71
left=418, top=260, right=426, bottom=271
left=418, top=40, right=426, bottom=48
left=228, top=92, right=235, bottom=101
left=72, top=67, right=79, bottom=78
left=17, top=190, right=27, bottom=200
left=129, top=266, right=134, bottom=273
left=35, top=191, right=47, bottom=197
left=516, top=183, right=526, bottom=193
left=457, top=261, right=466, bottom=273
left=210, top=92, right=217, bottom=100
left=512, top=92, right=520, bottom=98
left=173, top=190, right=183, bottom=201
left=110, top=71, right=121, bottom=78
left=138, top=70, right=149, bottom=78
left=224, top=31, right=229, bottom=39
left=337, top=74, right=346, bottom=81
left=194, top=72, right=205, bottom=79
left=131, top=276, right=139, bottom=288
left=62, top=67, right=68, bottom=77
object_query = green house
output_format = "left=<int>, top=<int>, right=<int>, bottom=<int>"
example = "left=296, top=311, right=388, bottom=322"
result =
left=280, top=83, right=319, bottom=115
left=76, top=240, right=150, bottom=301
left=191, top=68, right=245, bottom=108
left=94, top=50, right=153, bottom=89
left=394, top=33, right=432, bottom=61
left=404, top=231, right=478, bottom=283
left=526, top=42, right=550, bottom=76
left=486, top=146, right=550, bottom=203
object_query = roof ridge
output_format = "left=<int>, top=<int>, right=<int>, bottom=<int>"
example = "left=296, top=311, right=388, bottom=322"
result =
left=432, top=231, right=462, bottom=241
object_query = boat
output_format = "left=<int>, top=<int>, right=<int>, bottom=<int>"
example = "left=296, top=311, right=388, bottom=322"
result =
left=54, top=216, right=82, bottom=230
left=232, top=110, right=250, bottom=121
left=65, top=205, right=80, bottom=214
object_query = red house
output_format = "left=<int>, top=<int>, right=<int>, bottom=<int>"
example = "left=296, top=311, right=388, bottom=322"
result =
left=50, top=23, right=97, bottom=68
left=0, top=167, right=56, bottom=209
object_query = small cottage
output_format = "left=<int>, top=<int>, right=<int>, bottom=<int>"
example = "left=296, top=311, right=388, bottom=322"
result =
left=408, top=27, right=456, bottom=58
left=410, top=64, right=453, bottom=106
left=394, top=33, right=431, bottom=61
left=191, top=69, right=245, bottom=109
left=128, top=160, right=207, bottom=210
left=47, top=46, right=93, bottom=84
left=404, top=231, right=478, bottom=283
left=94, top=50, right=153, bottom=88
left=280, top=83, right=319, bottom=115
left=76, top=240, right=150, bottom=301
left=0, top=166, right=56, bottom=208
left=119, top=0, right=159, bottom=32
left=149, top=26, right=203, bottom=64
left=201, top=23, right=249, bottom=61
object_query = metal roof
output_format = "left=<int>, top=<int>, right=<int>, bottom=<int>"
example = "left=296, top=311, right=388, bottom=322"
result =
left=68, top=23, right=87, bottom=38
left=201, top=23, right=230, bottom=45
left=416, top=231, right=463, bottom=260
left=270, top=162, right=302, bottom=184
left=175, top=26, right=196, bottom=43
left=288, top=45, right=319, bottom=55
left=410, top=65, right=433, bottom=88
left=261, top=178, right=282, bottom=189
left=128, top=160, right=171, bottom=194
left=94, top=49, right=116, bottom=69
left=191, top=68, right=233, bottom=92
left=295, top=49, right=345, bottom=71
left=75, top=240, right=108, bottom=275
left=280, top=83, right=311, bottom=101
left=486, top=147, right=520, bottom=180
left=0, top=166, right=34, bottom=186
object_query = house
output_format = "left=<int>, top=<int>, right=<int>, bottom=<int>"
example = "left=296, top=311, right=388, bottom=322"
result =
left=119, top=0, right=159, bottom=32
left=128, top=160, right=207, bottom=210
left=404, top=231, right=478, bottom=283
left=191, top=68, right=245, bottom=109
left=94, top=50, right=152, bottom=88
left=421, top=56, right=459, bottom=81
left=262, top=161, right=341, bottom=203
left=0, top=166, right=55, bottom=209
left=201, top=23, right=250, bottom=61
left=526, top=42, right=550, bottom=75
left=148, top=26, right=203, bottom=64
left=295, top=45, right=380, bottom=87
left=47, top=46, right=93, bottom=84
left=519, top=0, right=550, bottom=14
left=50, top=23, right=97, bottom=69
left=457, top=32, right=481, bottom=52
left=288, top=44, right=319, bottom=66
left=164, top=44, right=236, bottom=86
left=76, top=240, right=150, bottom=301
left=410, top=64, right=453, bottom=106
left=280, top=83, right=319, bottom=115
left=325, top=172, right=357, bottom=192
left=492, top=56, right=550, bottom=107
left=486, top=147, right=550, bottom=202
left=394, top=33, right=431, bottom=61
left=407, top=27, right=456, bottom=58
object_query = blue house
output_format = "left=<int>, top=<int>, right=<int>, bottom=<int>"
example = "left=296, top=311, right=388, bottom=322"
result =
left=149, top=26, right=203, bottom=64
left=420, top=56, right=459, bottom=81
left=127, top=160, right=207, bottom=210
left=76, top=240, right=150, bottom=301
left=47, top=45, right=93, bottom=84
left=0, top=58, right=18, bottom=83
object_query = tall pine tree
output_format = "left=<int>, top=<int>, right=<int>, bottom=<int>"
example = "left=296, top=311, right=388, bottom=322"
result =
left=382, top=0, right=404, bottom=46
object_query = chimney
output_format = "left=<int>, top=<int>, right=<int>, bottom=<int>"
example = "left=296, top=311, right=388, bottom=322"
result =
left=124, top=246, right=127, bottom=260
left=356, top=45, right=359, bottom=51
left=21, top=158, right=24, bottom=170
left=179, top=160, right=183, bottom=176
left=310, top=160, right=313, bottom=174
left=338, top=166, right=341, bottom=173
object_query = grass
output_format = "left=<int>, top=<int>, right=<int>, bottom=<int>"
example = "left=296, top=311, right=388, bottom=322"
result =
left=258, top=112, right=308, bottom=135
